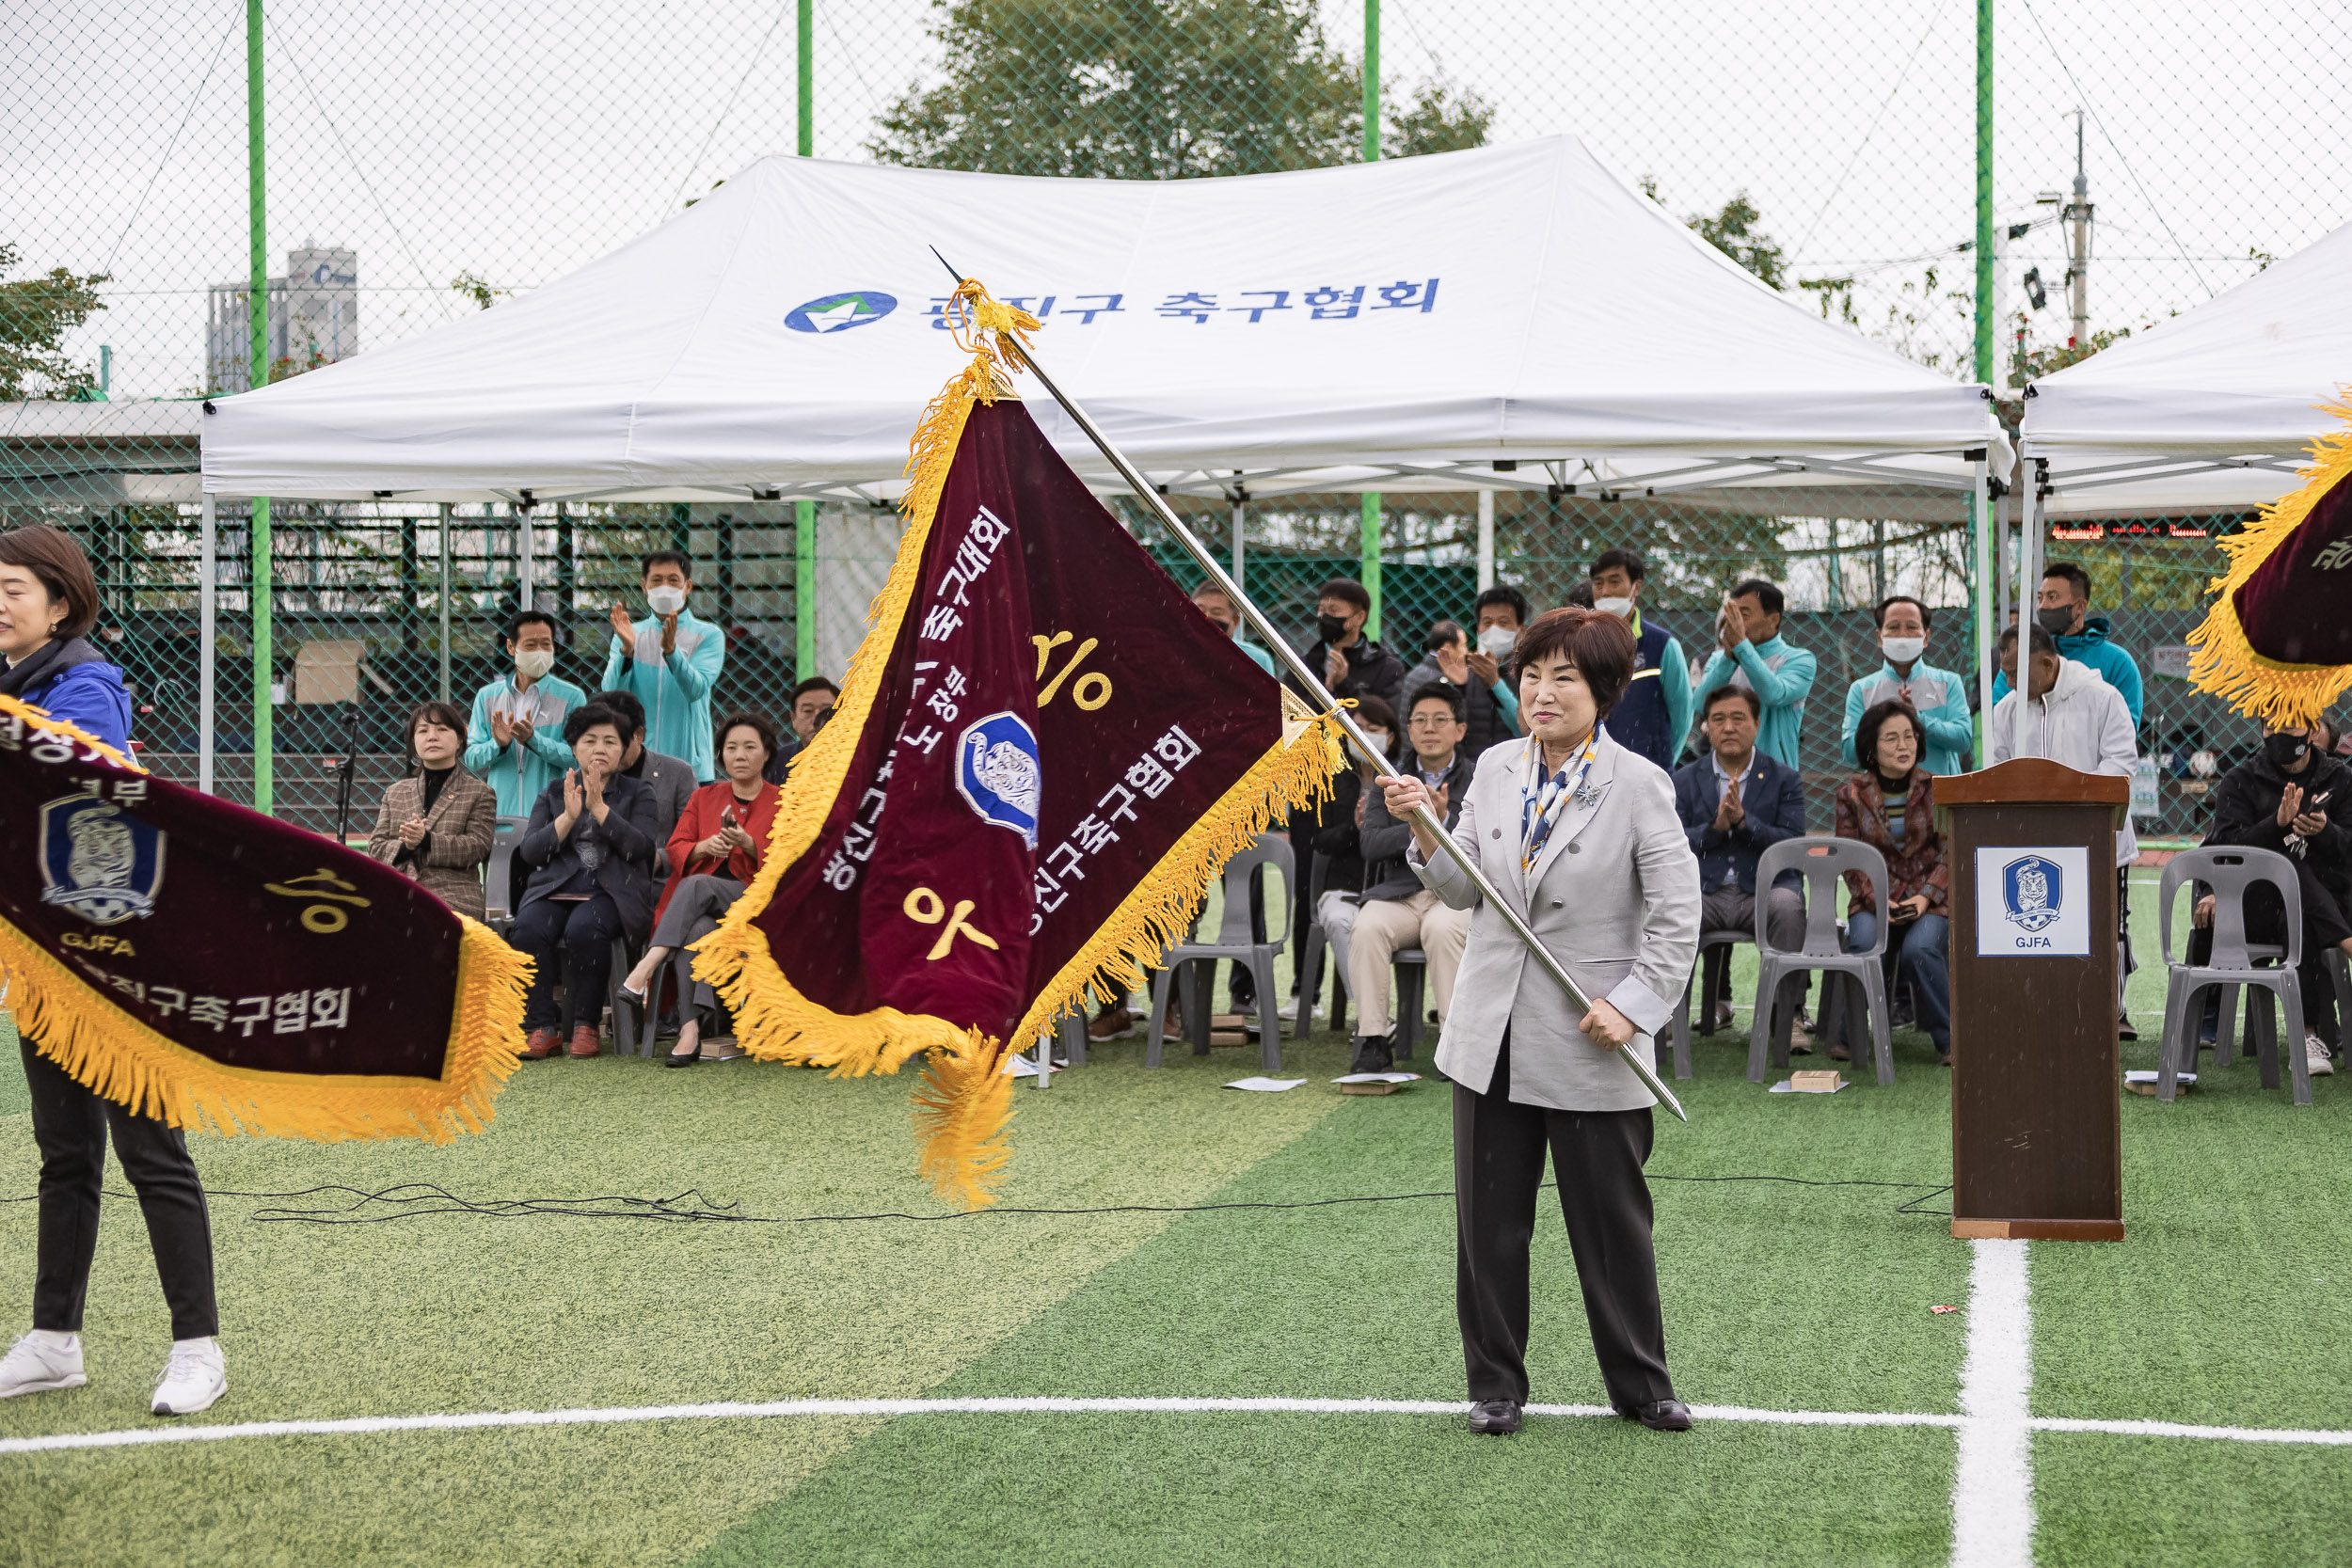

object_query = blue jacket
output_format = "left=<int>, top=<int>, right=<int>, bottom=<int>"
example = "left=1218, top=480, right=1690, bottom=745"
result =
left=1602, top=613, right=1693, bottom=772
left=1672, top=749, right=1806, bottom=895
left=1992, top=616, right=2143, bottom=724
left=14, top=641, right=133, bottom=753
left=602, top=609, right=727, bottom=782
left=1841, top=659, right=1974, bottom=776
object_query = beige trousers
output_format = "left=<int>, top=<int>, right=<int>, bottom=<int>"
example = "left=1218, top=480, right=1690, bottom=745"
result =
left=1347, top=888, right=1473, bottom=1038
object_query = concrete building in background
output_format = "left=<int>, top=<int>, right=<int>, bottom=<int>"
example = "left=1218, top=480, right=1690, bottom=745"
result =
left=206, top=245, right=358, bottom=393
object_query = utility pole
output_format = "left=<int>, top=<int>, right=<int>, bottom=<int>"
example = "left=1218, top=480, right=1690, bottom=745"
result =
left=2064, top=109, right=2091, bottom=348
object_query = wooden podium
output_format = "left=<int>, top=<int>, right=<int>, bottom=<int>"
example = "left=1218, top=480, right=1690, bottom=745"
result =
left=1931, top=759, right=2129, bottom=1242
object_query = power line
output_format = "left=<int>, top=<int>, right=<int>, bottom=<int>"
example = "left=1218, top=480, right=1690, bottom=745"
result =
left=666, top=0, right=796, bottom=215
left=104, top=2, right=242, bottom=278
left=1789, top=8, right=1943, bottom=261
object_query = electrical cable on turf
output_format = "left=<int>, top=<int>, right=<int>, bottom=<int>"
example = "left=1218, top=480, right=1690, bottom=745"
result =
left=3, top=1174, right=1958, bottom=1225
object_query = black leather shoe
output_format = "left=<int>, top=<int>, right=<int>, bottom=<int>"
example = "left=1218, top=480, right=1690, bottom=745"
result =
left=1468, top=1400, right=1521, bottom=1435
left=1622, top=1398, right=1692, bottom=1432
left=663, top=1046, right=700, bottom=1069
left=1349, top=1035, right=1393, bottom=1074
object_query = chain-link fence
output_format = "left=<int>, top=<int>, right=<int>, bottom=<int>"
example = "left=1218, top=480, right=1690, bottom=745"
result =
left=9, top=0, right=2348, bottom=830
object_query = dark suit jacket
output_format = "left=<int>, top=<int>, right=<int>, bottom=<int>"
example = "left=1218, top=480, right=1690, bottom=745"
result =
left=628, top=749, right=698, bottom=842
left=1672, top=749, right=1806, bottom=895
left=1357, top=750, right=1474, bottom=902
left=516, top=770, right=661, bottom=939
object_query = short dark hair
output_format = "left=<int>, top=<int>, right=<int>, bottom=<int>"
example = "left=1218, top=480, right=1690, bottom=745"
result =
left=1424, top=619, right=1465, bottom=654
left=1316, top=578, right=1371, bottom=614
left=403, top=701, right=469, bottom=771
left=1514, top=607, right=1638, bottom=718
left=1562, top=580, right=1596, bottom=610
left=1855, top=699, right=1924, bottom=776
left=1474, top=584, right=1530, bottom=627
left=1589, top=547, right=1645, bottom=582
left=564, top=702, right=627, bottom=746
left=715, top=709, right=780, bottom=764
left=1996, top=623, right=2058, bottom=661
left=640, top=549, right=692, bottom=580
left=0, top=525, right=100, bottom=641
left=1409, top=686, right=1466, bottom=724
left=790, top=676, right=840, bottom=704
left=2042, top=561, right=2091, bottom=601
left=1729, top=578, right=1785, bottom=616
left=590, top=688, right=646, bottom=738
left=1701, top=683, right=1760, bottom=721
left=1873, top=594, right=1931, bottom=631
left=503, top=609, right=558, bottom=644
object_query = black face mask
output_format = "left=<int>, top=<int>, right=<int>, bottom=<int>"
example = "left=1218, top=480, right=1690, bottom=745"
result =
left=1316, top=612, right=1352, bottom=645
left=2265, top=733, right=2312, bottom=768
left=2035, top=606, right=2076, bottom=638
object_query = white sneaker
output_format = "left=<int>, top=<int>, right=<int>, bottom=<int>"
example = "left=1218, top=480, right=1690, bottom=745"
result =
left=0, top=1330, right=86, bottom=1399
left=2306, top=1033, right=2336, bottom=1078
left=151, top=1337, right=226, bottom=1417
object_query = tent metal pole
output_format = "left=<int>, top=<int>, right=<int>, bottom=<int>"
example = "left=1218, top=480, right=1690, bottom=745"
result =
left=437, top=502, right=453, bottom=702
left=1476, top=488, right=1495, bottom=590
left=516, top=500, right=534, bottom=613
left=199, top=492, right=216, bottom=794
left=796, top=499, right=818, bottom=677
left=976, top=311, right=1685, bottom=1122
left=1971, top=452, right=1992, bottom=765
left=1230, top=497, right=1245, bottom=591
left=2023, top=461, right=2045, bottom=636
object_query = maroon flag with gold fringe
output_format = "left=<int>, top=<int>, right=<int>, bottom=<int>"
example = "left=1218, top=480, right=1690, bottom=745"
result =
left=0, top=696, right=530, bottom=1141
left=2190, top=401, right=2352, bottom=724
left=703, top=292, right=1342, bottom=1207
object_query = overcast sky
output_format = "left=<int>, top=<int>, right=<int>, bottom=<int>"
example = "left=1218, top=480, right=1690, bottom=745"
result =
left=8, top=0, right=2347, bottom=397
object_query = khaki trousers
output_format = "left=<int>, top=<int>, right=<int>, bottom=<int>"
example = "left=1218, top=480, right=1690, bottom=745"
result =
left=1348, top=888, right=1473, bottom=1038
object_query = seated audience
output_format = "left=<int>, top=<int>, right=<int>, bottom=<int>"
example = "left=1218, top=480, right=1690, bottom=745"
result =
left=1836, top=700, right=1952, bottom=1066
left=1401, top=621, right=1514, bottom=760
left=622, top=713, right=784, bottom=1067
left=592, top=687, right=696, bottom=843
left=2195, top=716, right=2352, bottom=1078
left=1672, top=685, right=1809, bottom=1040
left=1299, top=694, right=1397, bottom=1018
left=1347, top=689, right=1475, bottom=1071
left=367, top=701, right=497, bottom=921
left=766, top=676, right=840, bottom=783
left=510, top=703, right=661, bottom=1059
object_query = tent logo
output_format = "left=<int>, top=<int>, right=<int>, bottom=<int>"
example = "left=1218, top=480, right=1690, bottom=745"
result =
left=786, top=291, right=898, bottom=334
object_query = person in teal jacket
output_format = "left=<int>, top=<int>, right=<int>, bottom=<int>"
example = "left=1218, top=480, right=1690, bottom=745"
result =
left=1695, top=578, right=1817, bottom=773
left=1839, top=594, right=1974, bottom=775
left=1989, top=560, right=2144, bottom=725
left=463, top=610, right=587, bottom=816
left=602, top=550, right=726, bottom=782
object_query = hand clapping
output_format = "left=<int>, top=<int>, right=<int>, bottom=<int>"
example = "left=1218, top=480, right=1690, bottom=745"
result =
left=397, top=815, right=430, bottom=847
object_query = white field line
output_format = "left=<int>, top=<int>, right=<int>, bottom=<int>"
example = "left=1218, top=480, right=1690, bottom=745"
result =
left=4, top=1392, right=2350, bottom=1459
left=1952, top=1238, right=2035, bottom=1568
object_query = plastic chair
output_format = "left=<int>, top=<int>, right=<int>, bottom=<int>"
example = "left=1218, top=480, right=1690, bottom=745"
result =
left=1292, top=852, right=1352, bottom=1040
left=1747, top=837, right=1895, bottom=1086
left=1672, top=927, right=1754, bottom=1079
left=1391, top=948, right=1429, bottom=1061
left=2156, top=847, right=2309, bottom=1104
left=1146, top=833, right=1294, bottom=1072
left=484, top=815, right=528, bottom=933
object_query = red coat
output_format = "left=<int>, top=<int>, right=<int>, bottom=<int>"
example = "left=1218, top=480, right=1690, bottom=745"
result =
left=655, top=779, right=781, bottom=927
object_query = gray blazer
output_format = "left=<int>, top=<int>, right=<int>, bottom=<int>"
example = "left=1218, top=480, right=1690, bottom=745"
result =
left=632, top=749, right=697, bottom=842
left=1409, top=731, right=1700, bottom=1112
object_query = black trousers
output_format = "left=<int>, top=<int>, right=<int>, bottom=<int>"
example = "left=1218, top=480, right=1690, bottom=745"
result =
left=1454, top=1033, right=1675, bottom=1410
left=20, top=1037, right=218, bottom=1340
left=2188, top=859, right=2351, bottom=1047
left=511, top=892, right=627, bottom=1030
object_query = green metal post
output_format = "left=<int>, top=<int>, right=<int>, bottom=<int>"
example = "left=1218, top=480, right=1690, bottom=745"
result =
left=796, top=500, right=818, bottom=677
left=246, top=0, right=273, bottom=813
left=797, top=0, right=813, bottom=158
left=1359, top=0, right=1381, bottom=634
left=1971, top=0, right=1994, bottom=760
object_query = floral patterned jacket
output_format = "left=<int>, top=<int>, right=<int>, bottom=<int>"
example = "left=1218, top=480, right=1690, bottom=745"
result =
left=1834, top=768, right=1948, bottom=917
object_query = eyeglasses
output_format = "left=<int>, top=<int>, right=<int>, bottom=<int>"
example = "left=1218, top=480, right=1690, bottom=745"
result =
left=1408, top=714, right=1458, bottom=729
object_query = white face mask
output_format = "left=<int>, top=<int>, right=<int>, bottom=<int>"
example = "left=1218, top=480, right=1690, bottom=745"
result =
left=1477, top=626, right=1518, bottom=661
left=1354, top=731, right=1391, bottom=762
left=514, top=648, right=555, bottom=681
left=1594, top=596, right=1635, bottom=621
left=646, top=585, right=688, bottom=617
left=1882, top=636, right=1926, bottom=664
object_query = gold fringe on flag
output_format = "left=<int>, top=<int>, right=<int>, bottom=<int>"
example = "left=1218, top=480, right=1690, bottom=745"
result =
left=0, top=697, right=533, bottom=1143
left=2186, top=400, right=2352, bottom=727
left=697, top=278, right=1345, bottom=1210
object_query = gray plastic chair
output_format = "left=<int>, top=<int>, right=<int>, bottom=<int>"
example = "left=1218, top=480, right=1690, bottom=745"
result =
left=484, top=815, right=528, bottom=933
left=1672, top=927, right=1754, bottom=1079
left=1747, top=836, right=1894, bottom=1086
left=1391, top=947, right=1429, bottom=1060
left=1292, top=851, right=1348, bottom=1040
left=1146, top=833, right=1293, bottom=1071
left=2156, top=846, right=2310, bottom=1104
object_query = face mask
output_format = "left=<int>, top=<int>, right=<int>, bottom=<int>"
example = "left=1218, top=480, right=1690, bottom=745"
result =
left=1354, top=730, right=1391, bottom=759
left=1316, top=612, right=1351, bottom=645
left=1477, top=626, right=1518, bottom=661
left=514, top=648, right=554, bottom=681
left=647, top=585, right=688, bottom=617
left=2035, top=606, right=2075, bottom=638
left=1882, top=636, right=1925, bottom=664
left=1594, top=596, right=1634, bottom=620
left=2265, top=733, right=2311, bottom=768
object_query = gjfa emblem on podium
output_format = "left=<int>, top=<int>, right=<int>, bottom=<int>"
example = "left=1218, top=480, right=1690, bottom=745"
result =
left=1974, top=845, right=2091, bottom=957
left=2000, top=854, right=2064, bottom=933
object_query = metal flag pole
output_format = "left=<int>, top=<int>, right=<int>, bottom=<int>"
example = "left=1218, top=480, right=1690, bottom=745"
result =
left=935, top=259, right=1685, bottom=1121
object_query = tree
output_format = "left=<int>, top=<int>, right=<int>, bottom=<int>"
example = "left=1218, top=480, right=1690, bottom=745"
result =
left=0, top=244, right=107, bottom=401
left=870, top=0, right=1486, bottom=179
left=1684, top=193, right=1787, bottom=291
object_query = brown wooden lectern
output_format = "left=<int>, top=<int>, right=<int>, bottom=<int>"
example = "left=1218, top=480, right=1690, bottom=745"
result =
left=1931, top=758, right=2129, bottom=1242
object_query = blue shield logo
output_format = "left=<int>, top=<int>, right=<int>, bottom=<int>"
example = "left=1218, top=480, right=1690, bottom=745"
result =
left=956, top=712, right=1042, bottom=848
left=2000, top=854, right=2063, bottom=934
left=785, top=291, right=898, bottom=334
left=39, top=796, right=166, bottom=926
